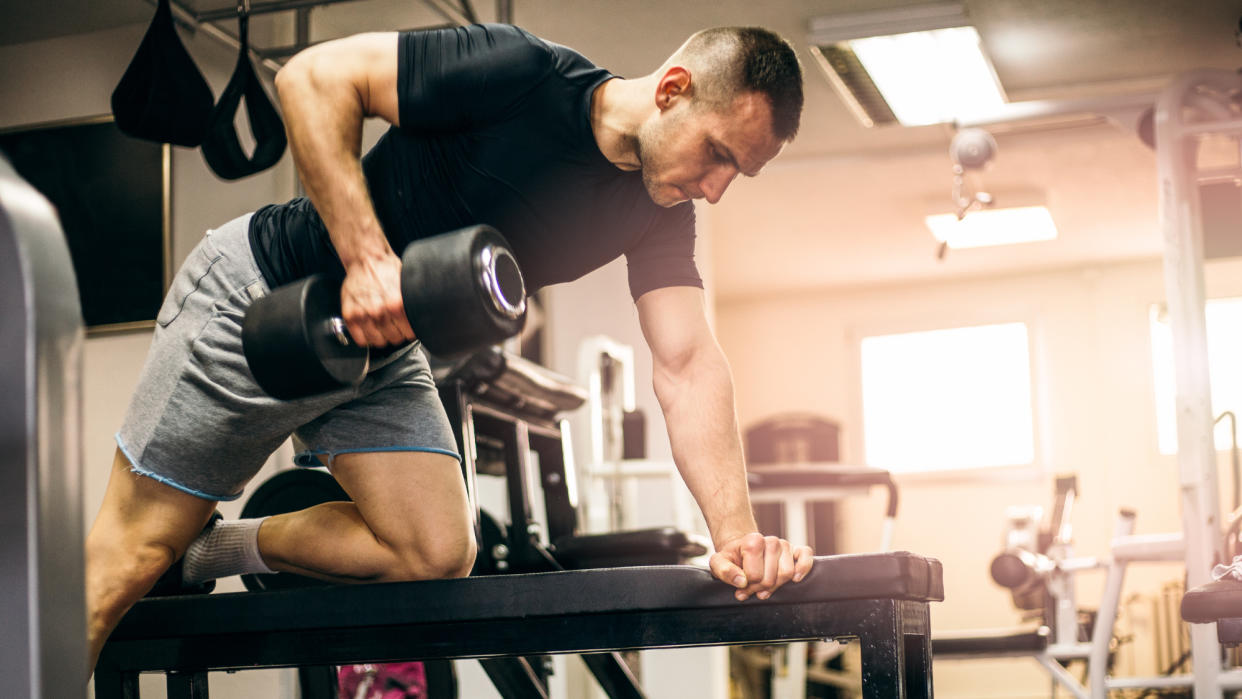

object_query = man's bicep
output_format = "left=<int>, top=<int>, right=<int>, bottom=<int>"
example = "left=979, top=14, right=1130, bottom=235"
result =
left=636, top=286, right=714, bottom=373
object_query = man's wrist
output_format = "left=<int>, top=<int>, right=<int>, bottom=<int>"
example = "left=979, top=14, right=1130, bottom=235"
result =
left=335, top=224, right=394, bottom=270
left=711, top=517, right=760, bottom=550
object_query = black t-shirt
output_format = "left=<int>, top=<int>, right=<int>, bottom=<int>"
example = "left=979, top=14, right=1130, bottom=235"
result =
left=248, top=23, right=701, bottom=301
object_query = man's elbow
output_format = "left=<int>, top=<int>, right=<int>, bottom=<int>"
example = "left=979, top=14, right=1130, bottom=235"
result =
left=653, top=339, right=731, bottom=402
left=274, top=45, right=339, bottom=100
left=273, top=54, right=308, bottom=104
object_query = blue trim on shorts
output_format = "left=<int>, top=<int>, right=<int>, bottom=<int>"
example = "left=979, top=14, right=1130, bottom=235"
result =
left=294, top=446, right=463, bottom=468
left=115, top=433, right=243, bottom=502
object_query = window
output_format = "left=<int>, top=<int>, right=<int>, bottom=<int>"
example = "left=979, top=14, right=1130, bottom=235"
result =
left=1150, top=298, right=1242, bottom=454
left=861, top=322, right=1035, bottom=473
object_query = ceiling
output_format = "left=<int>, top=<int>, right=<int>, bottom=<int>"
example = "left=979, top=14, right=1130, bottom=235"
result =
left=3, top=0, right=1241, bottom=298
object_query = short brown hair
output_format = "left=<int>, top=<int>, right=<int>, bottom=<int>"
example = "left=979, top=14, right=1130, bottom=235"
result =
left=677, top=27, right=804, bottom=141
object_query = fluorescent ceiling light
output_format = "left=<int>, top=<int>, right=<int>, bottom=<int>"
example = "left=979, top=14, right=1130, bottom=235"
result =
left=925, top=206, right=1058, bottom=249
left=808, top=3, right=1007, bottom=127
left=850, top=27, right=1005, bottom=126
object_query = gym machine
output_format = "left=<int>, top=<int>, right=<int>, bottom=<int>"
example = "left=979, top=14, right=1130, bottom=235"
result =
left=1158, top=67, right=1242, bottom=697
left=935, top=474, right=1236, bottom=696
left=933, top=477, right=1097, bottom=694
left=0, top=156, right=87, bottom=697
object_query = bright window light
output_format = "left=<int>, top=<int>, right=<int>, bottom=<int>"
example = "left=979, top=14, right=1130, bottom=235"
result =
left=861, top=322, right=1035, bottom=473
left=1150, top=298, right=1242, bottom=455
left=925, top=206, right=1059, bottom=249
left=848, top=26, right=1005, bottom=126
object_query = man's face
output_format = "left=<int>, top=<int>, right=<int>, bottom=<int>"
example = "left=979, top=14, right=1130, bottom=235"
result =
left=636, top=90, right=784, bottom=208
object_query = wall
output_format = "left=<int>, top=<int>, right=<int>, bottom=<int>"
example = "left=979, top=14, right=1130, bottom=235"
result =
left=0, top=19, right=300, bottom=698
left=716, top=253, right=1242, bottom=697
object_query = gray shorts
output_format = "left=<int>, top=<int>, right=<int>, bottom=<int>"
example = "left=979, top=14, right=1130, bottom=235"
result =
left=116, top=213, right=460, bottom=501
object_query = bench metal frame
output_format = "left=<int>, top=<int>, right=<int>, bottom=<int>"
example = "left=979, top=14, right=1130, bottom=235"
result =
left=95, top=560, right=936, bottom=698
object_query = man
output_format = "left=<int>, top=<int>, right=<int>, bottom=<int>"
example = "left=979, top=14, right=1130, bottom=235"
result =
left=86, top=23, right=815, bottom=669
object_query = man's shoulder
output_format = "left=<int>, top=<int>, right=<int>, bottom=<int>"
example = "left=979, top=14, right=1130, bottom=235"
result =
left=398, top=24, right=557, bottom=78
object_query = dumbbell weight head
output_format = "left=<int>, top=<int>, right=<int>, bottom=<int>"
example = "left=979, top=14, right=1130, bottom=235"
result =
left=241, top=274, right=369, bottom=400
left=401, top=225, right=527, bottom=358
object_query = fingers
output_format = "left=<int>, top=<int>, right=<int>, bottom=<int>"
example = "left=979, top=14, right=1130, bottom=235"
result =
left=792, top=544, right=814, bottom=583
left=731, top=537, right=816, bottom=602
left=342, top=292, right=406, bottom=347
left=340, top=256, right=415, bottom=347
left=739, top=532, right=766, bottom=589
left=708, top=551, right=748, bottom=591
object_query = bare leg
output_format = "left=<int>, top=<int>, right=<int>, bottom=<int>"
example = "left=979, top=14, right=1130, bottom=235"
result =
left=87, top=449, right=474, bottom=672
left=257, top=450, right=476, bottom=583
left=85, top=448, right=218, bottom=670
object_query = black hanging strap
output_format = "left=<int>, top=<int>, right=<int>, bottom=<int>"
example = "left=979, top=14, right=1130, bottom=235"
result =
left=111, top=0, right=215, bottom=147
left=201, top=1, right=288, bottom=180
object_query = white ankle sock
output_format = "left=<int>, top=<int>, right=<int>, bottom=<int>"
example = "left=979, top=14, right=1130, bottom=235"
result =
left=181, top=517, right=274, bottom=585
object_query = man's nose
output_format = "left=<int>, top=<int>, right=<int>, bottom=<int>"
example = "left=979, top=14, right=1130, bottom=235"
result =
left=701, top=165, right=738, bottom=204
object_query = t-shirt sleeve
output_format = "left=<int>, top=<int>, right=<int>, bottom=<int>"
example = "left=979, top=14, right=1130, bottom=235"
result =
left=625, top=202, right=703, bottom=301
left=397, top=24, right=555, bottom=132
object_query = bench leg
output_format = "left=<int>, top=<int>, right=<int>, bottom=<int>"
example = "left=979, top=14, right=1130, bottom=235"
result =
left=166, top=670, right=209, bottom=699
left=902, top=600, right=933, bottom=699
left=581, top=652, right=646, bottom=698
left=298, top=665, right=338, bottom=699
left=93, top=666, right=140, bottom=699
left=479, top=657, right=549, bottom=698
left=858, top=600, right=933, bottom=699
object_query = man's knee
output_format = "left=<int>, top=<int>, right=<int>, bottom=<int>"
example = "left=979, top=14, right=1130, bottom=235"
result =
left=390, top=535, right=477, bottom=581
left=86, top=532, right=178, bottom=601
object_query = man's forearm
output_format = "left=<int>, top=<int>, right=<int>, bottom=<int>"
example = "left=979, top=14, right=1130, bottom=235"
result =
left=654, top=343, right=757, bottom=549
left=275, top=50, right=392, bottom=267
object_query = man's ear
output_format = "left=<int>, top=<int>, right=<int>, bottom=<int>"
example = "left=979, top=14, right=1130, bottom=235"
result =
left=655, top=66, right=692, bottom=111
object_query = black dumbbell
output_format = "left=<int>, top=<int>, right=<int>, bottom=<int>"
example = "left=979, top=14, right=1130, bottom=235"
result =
left=242, top=224, right=526, bottom=400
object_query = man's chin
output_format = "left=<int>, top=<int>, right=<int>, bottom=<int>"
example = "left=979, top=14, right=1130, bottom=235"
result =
left=648, top=186, right=686, bottom=208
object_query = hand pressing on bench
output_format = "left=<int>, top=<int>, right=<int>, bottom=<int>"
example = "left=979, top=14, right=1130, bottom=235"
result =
left=710, top=532, right=814, bottom=602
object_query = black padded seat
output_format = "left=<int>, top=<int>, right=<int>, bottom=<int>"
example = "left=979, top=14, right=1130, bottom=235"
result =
left=1181, top=578, right=1242, bottom=622
left=932, top=626, right=1050, bottom=656
left=747, top=463, right=894, bottom=489
left=432, top=347, right=587, bottom=418
left=96, top=552, right=943, bottom=699
left=553, top=527, right=706, bottom=568
left=1181, top=578, right=1242, bottom=645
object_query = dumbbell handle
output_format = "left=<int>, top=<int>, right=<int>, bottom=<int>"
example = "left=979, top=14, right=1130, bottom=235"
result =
left=326, top=240, right=524, bottom=349
left=324, top=316, right=372, bottom=375
left=328, top=316, right=353, bottom=347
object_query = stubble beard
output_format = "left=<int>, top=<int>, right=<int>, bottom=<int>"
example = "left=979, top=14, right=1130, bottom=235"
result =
left=635, top=118, right=679, bottom=208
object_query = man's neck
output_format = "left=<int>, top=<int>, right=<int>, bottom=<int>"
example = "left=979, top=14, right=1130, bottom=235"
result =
left=590, top=76, right=653, bottom=172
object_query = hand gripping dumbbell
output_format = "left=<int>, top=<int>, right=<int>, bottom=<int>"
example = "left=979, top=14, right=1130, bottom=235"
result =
left=242, top=224, right=526, bottom=400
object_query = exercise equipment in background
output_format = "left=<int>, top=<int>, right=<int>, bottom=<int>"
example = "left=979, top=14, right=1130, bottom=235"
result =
left=0, top=156, right=87, bottom=698
left=111, top=0, right=215, bottom=147
left=200, top=0, right=287, bottom=180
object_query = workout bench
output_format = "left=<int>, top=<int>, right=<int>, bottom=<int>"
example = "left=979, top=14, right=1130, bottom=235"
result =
left=96, top=551, right=943, bottom=698
left=98, top=348, right=945, bottom=697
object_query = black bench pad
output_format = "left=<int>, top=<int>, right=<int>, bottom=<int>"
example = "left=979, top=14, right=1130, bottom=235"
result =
left=97, top=552, right=941, bottom=698
left=1182, top=578, right=1242, bottom=623
left=112, top=551, right=942, bottom=641
left=932, top=626, right=1049, bottom=656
